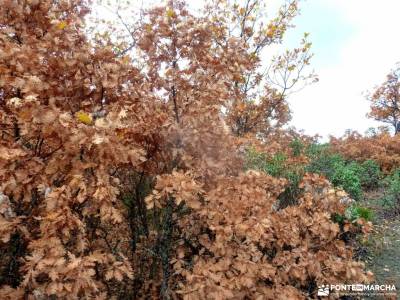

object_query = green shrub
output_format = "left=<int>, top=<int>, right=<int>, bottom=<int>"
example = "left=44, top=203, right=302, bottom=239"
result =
left=264, top=153, right=287, bottom=177
left=305, top=142, right=328, bottom=156
left=331, top=212, right=346, bottom=225
left=345, top=205, right=374, bottom=222
left=305, top=144, right=343, bottom=179
left=360, top=160, right=381, bottom=189
left=245, top=148, right=303, bottom=208
left=382, top=169, right=400, bottom=208
left=305, top=143, right=331, bottom=160
left=244, top=147, right=268, bottom=172
left=330, top=163, right=363, bottom=200
left=246, top=144, right=373, bottom=204
left=332, top=205, right=374, bottom=226
left=350, top=160, right=381, bottom=190
left=305, top=144, right=362, bottom=200
left=289, top=138, right=304, bottom=157
left=244, top=147, right=287, bottom=177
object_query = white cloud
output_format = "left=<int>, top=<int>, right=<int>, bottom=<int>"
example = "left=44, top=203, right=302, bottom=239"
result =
left=287, top=0, right=400, bottom=139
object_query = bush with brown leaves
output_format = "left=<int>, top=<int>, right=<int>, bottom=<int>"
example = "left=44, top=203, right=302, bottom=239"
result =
left=0, top=1, right=371, bottom=299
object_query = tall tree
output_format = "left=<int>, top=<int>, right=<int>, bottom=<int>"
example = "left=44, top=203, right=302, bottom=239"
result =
left=367, top=65, right=400, bottom=134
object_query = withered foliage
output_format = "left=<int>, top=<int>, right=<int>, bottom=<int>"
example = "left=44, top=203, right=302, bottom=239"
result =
left=366, top=65, right=400, bottom=134
left=331, top=64, right=400, bottom=174
left=1, top=0, right=371, bottom=299
left=331, top=131, right=400, bottom=173
left=173, top=172, right=371, bottom=299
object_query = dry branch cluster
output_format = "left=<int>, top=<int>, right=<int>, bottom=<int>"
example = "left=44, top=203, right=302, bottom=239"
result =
left=330, top=131, right=400, bottom=173
left=0, top=0, right=371, bottom=299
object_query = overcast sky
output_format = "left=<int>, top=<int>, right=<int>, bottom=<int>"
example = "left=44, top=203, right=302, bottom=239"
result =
left=282, top=0, right=400, bottom=138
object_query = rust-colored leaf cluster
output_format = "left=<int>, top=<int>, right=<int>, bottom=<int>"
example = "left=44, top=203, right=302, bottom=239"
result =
left=366, top=65, right=400, bottom=133
left=0, top=0, right=371, bottom=299
left=172, top=172, right=372, bottom=299
left=330, top=130, right=400, bottom=173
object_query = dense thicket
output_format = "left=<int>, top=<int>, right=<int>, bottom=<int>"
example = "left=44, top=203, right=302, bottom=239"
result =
left=0, top=0, right=372, bottom=299
left=330, top=131, right=400, bottom=173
